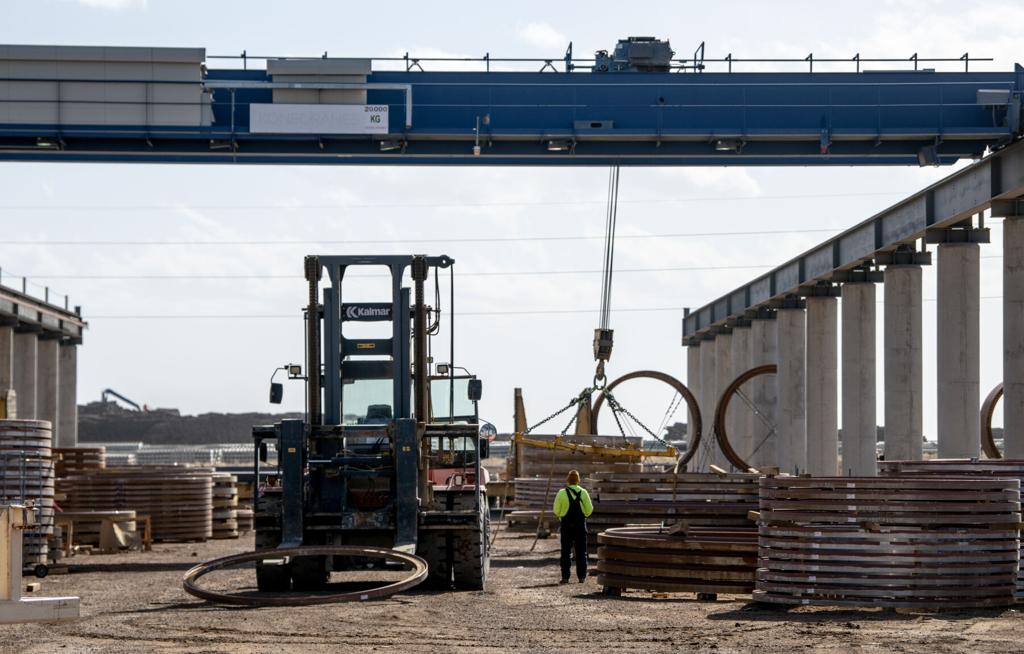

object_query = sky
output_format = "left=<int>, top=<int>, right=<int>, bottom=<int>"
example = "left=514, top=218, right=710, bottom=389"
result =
left=0, top=0, right=1020, bottom=438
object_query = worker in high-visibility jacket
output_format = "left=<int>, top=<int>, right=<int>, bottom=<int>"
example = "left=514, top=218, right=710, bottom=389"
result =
left=552, top=469, right=593, bottom=583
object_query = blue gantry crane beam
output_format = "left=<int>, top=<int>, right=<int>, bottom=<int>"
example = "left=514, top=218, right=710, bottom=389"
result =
left=0, top=38, right=1022, bottom=166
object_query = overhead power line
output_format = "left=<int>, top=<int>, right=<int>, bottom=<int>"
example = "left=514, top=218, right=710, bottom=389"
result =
left=5, top=263, right=777, bottom=281
left=0, top=227, right=840, bottom=247
left=0, top=190, right=911, bottom=212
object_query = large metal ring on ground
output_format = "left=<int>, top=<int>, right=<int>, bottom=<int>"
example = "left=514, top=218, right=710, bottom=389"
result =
left=590, top=370, right=701, bottom=469
left=182, top=545, right=428, bottom=606
left=713, top=364, right=777, bottom=472
left=981, top=382, right=1004, bottom=459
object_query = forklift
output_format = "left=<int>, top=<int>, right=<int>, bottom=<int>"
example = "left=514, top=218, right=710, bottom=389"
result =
left=252, top=254, right=489, bottom=591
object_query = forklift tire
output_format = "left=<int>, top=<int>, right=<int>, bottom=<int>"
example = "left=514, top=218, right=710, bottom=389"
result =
left=417, top=532, right=453, bottom=590
left=290, top=555, right=329, bottom=591
left=256, top=562, right=291, bottom=592
left=452, top=494, right=490, bottom=591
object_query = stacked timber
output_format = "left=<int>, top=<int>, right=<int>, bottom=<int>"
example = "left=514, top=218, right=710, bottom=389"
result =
left=211, top=472, right=239, bottom=539
left=755, top=476, right=1021, bottom=609
left=236, top=480, right=254, bottom=533
left=880, top=458, right=1024, bottom=598
left=506, top=477, right=562, bottom=531
left=53, top=447, right=105, bottom=477
left=57, top=466, right=214, bottom=542
left=506, top=434, right=644, bottom=530
left=588, top=472, right=760, bottom=545
left=58, top=510, right=137, bottom=548
left=597, top=526, right=758, bottom=596
left=0, top=420, right=55, bottom=568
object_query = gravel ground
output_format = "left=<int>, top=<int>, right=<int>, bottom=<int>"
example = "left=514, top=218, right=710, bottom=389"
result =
left=6, top=530, right=1024, bottom=653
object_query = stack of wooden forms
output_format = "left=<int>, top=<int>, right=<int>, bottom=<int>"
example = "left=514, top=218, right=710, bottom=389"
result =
left=211, top=472, right=239, bottom=539
left=53, top=447, right=105, bottom=477
left=57, top=466, right=214, bottom=542
left=588, top=472, right=760, bottom=547
left=236, top=481, right=254, bottom=533
left=755, top=476, right=1021, bottom=609
left=506, top=434, right=644, bottom=530
left=57, top=510, right=138, bottom=548
left=0, top=420, right=55, bottom=567
left=597, top=526, right=758, bottom=596
left=880, top=458, right=1024, bottom=598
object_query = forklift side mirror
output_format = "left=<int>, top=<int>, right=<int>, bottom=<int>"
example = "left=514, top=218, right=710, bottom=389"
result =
left=269, top=382, right=283, bottom=404
left=479, top=438, right=490, bottom=459
left=467, top=379, right=482, bottom=401
left=258, top=441, right=268, bottom=463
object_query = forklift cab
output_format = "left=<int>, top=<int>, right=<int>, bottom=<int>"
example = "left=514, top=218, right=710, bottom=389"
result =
left=428, top=373, right=488, bottom=462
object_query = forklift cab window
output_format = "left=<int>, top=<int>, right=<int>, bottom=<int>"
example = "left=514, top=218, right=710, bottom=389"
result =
left=342, top=378, right=394, bottom=425
left=429, top=377, right=478, bottom=423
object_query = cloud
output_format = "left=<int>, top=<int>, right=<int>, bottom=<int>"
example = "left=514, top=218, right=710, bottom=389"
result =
left=517, top=22, right=568, bottom=50
left=72, top=0, right=147, bottom=10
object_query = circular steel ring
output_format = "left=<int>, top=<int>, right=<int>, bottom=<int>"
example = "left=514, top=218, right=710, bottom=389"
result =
left=591, top=370, right=702, bottom=469
left=713, top=364, right=777, bottom=472
left=183, top=545, right=428, bottom=606
left=981, top=382, right=1004, bottom=459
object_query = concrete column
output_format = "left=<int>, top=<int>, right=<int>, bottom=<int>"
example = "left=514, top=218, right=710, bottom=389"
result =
left=12, top=331, right=38, bottom=419
left=57, top=343, right=78, bottom=447
left=776, top=306, right=806, bottom=474
left=697, top=337, right=717, bottom=471
left=1005, top=216, right=1024, bottom=458
left=884, top=265, right=923, bottom=461
left=749, top=316, right=778, bottom=468
left=0, top=327, right=12, bottom=392
left=937, top=243, right=980, bottom=458
left=36, top=337, right=59, bottom=436
left=713, top=332, right=733, bottom=469
left=806, top=296, right=838, bottom=476
left=841, top=282, right=877, bottom=475
left=686, top=343, right=700, bottom=447
left=729, top=324, right=753, bottom=466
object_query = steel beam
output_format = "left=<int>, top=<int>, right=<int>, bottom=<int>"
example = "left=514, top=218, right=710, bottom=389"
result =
left=683, top=139, right=1024, bottom=341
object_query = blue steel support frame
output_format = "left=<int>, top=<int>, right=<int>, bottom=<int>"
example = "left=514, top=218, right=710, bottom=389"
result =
left=0, top=64, right=1021, bottom=166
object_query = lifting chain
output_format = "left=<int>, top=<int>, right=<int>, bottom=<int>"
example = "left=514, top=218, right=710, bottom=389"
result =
left=602, top=390, right=672, bottom=449
left=520, top=387, right=595, bottom=437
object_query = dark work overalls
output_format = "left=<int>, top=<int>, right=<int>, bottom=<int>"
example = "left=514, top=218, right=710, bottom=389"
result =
left=560, top=486, right=588, bottom=582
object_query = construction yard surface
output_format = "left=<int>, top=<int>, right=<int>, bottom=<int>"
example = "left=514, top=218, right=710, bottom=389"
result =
left=7, top=530, right=1024, bottom=654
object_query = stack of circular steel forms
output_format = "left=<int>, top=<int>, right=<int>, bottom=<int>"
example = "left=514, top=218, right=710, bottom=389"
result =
left=880, top=458, right=1024, bottom=598
left=0, top=420, right=55, bottom=568
left=755, top=476, right=1021, bottom=609
left=211, top=472, right=239, bottom=539
left=57, top=466, right=214, bottom=542
left=597, top=526, right=758, bottom=595
left=588, top=472, right=760, bottom=545
left=53, top=447, right=106, bottom=478
left=518, top=434, right=643, bottom=478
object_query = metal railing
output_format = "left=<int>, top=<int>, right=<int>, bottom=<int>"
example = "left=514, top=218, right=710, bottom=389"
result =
left=207, top=47, right=995, bottom=74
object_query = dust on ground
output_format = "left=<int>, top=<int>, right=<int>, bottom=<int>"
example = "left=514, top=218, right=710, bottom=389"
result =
left=6, top=531, right=1022, bottom=653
